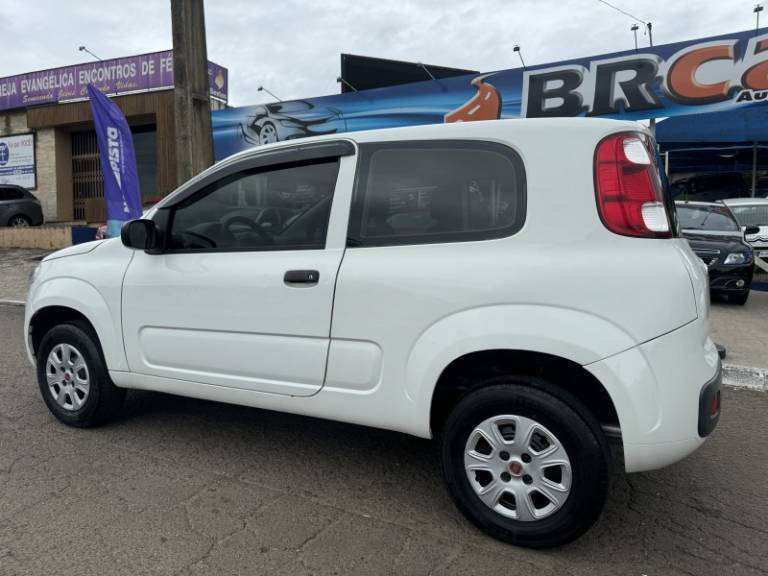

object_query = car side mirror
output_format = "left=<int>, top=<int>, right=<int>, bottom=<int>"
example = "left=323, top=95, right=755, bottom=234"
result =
left=121, top=219, right=162, bottom=253
left=744, top=226, right=760, bottom=237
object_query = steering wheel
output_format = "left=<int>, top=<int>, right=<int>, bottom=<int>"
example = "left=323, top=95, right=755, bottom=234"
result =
left=222, top=215, right=274, bottom=245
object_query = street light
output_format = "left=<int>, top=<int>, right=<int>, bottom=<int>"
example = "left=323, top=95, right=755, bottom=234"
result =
left=78, top=45, right=102, bottom=61
left=631, top=24, right=640, bottom=51
left=755, top=4, right=764, bottom=34
left=513, top=45, right=526, bottom=69
left=257, top=85, right=281, bottom=101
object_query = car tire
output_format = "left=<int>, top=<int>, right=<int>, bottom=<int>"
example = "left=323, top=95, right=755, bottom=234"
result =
left=258, top=121, right=278, bottom=145
left=441, top=378, right=610, bottom=549
left=730, top=291, right=749, bottom=305
left=8, top=214, right=31, bottom=228
left=37, top=322, right=126, bottom=428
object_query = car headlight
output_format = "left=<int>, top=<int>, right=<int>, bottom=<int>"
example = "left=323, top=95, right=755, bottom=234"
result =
left=724, top=252, right=751, bottom=265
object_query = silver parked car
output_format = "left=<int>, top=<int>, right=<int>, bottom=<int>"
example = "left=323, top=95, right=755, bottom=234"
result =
left=0, top=185, right=44, bottom=227
left=720, top=198, right=768, bottom=260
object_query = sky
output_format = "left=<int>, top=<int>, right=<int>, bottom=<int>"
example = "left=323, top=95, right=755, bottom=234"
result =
left=0, top=0, right=760, bottom=107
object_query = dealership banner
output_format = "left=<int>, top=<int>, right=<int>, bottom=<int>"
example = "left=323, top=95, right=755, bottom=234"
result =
left=0, top=133, right=35, bottom=188
left=213, top=27, right=768, bottom=160
left=87, top=85, right=142, bottom=237
left=0, top=50, right=228, bottom=111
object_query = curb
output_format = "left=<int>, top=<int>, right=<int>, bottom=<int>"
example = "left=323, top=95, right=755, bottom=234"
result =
left=722, top=363, right=767, bottom=391
left=0, top=297, right=765, bottom=392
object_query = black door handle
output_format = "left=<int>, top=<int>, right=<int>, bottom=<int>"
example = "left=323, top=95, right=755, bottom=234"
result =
left=284, top=270, right=320, bottom=285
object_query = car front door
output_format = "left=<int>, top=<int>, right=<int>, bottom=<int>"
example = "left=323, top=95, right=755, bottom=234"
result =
left=121, top=142, right=356, bottom=396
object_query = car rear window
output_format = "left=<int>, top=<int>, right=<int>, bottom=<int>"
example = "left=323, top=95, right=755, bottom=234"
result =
left=729, top=205, right=768, bottom=228
left=348, top=140, right=526, bottom=247
left=677, top=206, right=740, bottom=231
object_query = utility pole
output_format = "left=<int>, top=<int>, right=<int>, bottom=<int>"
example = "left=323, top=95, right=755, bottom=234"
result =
left=171, top=0, right=213, bottom=186
left=647, top=22, right=656, bottom=138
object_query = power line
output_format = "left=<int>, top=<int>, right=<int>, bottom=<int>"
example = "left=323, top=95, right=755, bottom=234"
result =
left=595, top=0, right=647, bottom=25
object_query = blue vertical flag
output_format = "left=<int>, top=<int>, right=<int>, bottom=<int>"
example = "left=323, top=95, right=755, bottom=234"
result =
left=86, top=84, right=141, bottom=237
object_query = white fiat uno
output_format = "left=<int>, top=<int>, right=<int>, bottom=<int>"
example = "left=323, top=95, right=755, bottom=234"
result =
left=25, top=119, right=721, bottom=548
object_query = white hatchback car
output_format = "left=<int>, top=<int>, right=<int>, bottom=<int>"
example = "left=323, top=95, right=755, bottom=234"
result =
left=25, top=119, right=720, bottom=548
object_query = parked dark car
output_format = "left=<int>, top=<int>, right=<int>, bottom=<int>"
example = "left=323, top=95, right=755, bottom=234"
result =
left=0, top=185, right=44, bottom=227
left=676, top=201, right=754, bottom=304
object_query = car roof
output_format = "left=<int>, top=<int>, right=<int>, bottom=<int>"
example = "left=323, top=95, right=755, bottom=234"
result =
left=674, top=201, right=723, bottom=208
left=223, top=117, right=642, bottom=162
left=720, top=197, right=768, bottom=206
left=150, top=117, right=645, bottom=215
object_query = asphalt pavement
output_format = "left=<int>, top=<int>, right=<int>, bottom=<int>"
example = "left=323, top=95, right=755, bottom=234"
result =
left=1, top=304, right=767, bottom=575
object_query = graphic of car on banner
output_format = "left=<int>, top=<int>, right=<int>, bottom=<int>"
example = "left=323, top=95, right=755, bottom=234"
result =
left=213, top=27, right=768, bottom=161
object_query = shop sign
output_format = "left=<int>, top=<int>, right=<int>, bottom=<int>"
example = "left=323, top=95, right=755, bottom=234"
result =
left=0, top=133, right=35, bottom=189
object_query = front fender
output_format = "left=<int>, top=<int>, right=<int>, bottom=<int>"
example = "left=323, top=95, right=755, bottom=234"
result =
left=25, top=277, right=128, bottom=371
left=405, top=305, right=638, bottom=430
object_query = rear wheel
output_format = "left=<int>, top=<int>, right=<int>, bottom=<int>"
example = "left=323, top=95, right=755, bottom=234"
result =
left=441, top=379, right=609, bottom=548
left=37, top=322, right=125, bottom=427
left=8, top=215, right=30, bottom=228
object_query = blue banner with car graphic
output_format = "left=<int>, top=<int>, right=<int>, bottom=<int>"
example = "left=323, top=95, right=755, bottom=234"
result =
left=213, top=27, right=768, bottom=161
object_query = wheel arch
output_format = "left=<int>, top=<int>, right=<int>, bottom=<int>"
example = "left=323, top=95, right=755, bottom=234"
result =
left=404, top=305, right=633, bottom=440
left=429, top=349, right=620, bottom=441
left=26, top=279, right=127, bottom=371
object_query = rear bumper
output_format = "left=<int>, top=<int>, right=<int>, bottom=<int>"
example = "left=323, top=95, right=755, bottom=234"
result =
left=698, top=365, right=721, bottom=437
left=585, top=315, right=720, bottom=473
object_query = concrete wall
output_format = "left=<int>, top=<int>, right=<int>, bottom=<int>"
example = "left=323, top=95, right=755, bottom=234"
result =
left=0, top=111, right=59, bottom=222
left=0, top=225, right=72, bottom=250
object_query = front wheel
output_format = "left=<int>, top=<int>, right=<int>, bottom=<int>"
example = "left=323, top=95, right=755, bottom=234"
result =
left=37, top=322, right=125, bottom=427
left=441, top=379, right=609, bottom=548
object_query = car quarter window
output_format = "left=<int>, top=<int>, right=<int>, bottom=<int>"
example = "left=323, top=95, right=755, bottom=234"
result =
left=348, top=141, right=526, bottom=247
left=167, top=159, right=340, bottom=251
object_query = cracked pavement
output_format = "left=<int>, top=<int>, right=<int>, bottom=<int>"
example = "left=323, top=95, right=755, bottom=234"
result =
left=0, top=304, right=767, bottom=575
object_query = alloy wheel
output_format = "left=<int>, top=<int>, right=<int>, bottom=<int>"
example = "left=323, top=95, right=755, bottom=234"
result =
left=45, top=343, right=90, bottom=411
left=464, top=414, right=572, bottom=521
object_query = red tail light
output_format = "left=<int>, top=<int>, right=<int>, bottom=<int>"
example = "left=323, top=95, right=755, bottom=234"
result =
left=594, top=132, right=671, bottom=238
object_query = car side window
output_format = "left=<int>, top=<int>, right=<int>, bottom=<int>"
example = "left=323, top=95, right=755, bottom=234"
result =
left=0, top=187, right=23, bottom=201
left=168, top=159, right=340, bottom=252
left=348, top=141, right=526, bottom=247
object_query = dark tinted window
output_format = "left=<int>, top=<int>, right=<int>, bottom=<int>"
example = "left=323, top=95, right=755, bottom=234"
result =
left=677, top=205, right=740, bottom=231
left=169, top=160, right=339, bottom=251
left=350, top=141, right=526, bottom=246
left=0, top=187, right=24, bottom=201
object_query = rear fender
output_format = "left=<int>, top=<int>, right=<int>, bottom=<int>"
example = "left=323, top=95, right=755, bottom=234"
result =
left=405, top=305, right=638, bottom=435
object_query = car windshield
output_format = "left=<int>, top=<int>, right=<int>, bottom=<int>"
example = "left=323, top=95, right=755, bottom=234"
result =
left=728, top=204, right=768, bottom=227
left=676, top=205, right=740, bottom=231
